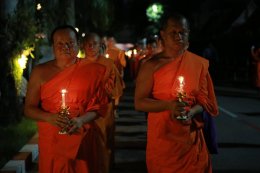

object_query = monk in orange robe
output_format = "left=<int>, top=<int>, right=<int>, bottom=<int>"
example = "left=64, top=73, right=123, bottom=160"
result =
left=135, top=12, right=219, bottom=173
left=24, top=25, right=107, bottom=173
left=82, top=33, right=123, bottom=173
left=104, top=36, right=126, bottom=114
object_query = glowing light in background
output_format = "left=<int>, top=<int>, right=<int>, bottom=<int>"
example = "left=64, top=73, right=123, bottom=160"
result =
left=36, top=3, right=42, bottom=10
left=18, top=54, right=28, bottom=70
left=146, top=3, right=164, bottom=22
left=77, top=49, right=85, bottom=58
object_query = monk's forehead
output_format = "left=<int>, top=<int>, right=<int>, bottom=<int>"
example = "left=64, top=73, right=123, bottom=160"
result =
left=84, top=34, right=100, bottom=42
left=54, top=29, right=77, bottom=40
left=166, top=18, right=189, bottom=29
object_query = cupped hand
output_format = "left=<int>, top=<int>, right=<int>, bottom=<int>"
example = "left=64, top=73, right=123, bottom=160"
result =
left=67, top=117, right=84, bottom=135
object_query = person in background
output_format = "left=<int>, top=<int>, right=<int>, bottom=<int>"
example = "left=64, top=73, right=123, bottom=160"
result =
left=104, top=35, right=126, bottom=118
left=135, top=11, right=219, bottom=173
left=250, top=42, right=260, bottom=91
left=82, top=32, right=123, bottom=172
left=24, top=25, right=107, bottom=173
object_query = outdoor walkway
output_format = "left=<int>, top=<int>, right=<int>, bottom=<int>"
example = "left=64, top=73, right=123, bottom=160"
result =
left=0, top=81, right=148, bottom=173
left=1, top=78, right=260, bottom=173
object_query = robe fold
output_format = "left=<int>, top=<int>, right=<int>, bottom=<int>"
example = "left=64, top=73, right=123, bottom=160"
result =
left=147, top=51, right=219, bottom=173
left=84, top=57, right=121, bottom=173
left=38, top=59, right=107, bottom=173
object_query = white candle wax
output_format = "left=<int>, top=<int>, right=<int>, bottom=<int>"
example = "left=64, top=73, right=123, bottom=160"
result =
left=61, top=89, right=67, bottom=108
left=178, top=76, right=184, bottom=93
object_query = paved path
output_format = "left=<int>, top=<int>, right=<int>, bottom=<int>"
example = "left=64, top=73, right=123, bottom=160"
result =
left=111, top=84, right=147, bottom=173
left=3, top=80, right=260, bottom=173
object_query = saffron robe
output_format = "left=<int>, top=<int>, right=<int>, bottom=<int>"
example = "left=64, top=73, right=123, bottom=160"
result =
left=38, top=59, right=107, bottom=173
left=146, top=51, right=219, bottom=173
left=84, top=56, right=122, bottom=173
left=106, top=48, right=126, bottom=76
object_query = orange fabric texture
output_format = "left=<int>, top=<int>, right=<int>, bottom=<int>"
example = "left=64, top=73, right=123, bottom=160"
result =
left=38, top=59, right=107, bottom=173
left=146, top=51, right=219, bottom=173
left=106, top=48, right=125, bottom=75
left=84, top=56, right=119, bottom=173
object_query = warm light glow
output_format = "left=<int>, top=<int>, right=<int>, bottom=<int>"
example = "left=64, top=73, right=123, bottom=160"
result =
left=18, top=54, right=28, bottom=70
left=105, top=53, right=109, bottom=58
left=178, top=76, right=184, bottom=84
left=133, top=49, right=137, bottom=57
left=61, top=89, right=67, bottom=108
left=77, top=49, right=85, bottom=58
left=61, top=89, right=67, bottom=94
left=178, top=76, right=185, bottom=93
left=36, top=3, right=42, bottom=10
left=125, top=50, right=133, bottom=58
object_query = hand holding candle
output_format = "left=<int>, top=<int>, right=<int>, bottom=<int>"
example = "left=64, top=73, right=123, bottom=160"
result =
left=59, top=89, right=71, bottom=134
left=176, top=76, right=188, bottom=120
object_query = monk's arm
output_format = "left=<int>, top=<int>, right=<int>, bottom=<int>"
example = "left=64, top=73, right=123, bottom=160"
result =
left=24, top=68, right=58, bottom=125
left=134, top=61, right=183, bottom=114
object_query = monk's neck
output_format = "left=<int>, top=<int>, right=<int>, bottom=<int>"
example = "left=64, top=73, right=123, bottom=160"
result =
left=85, top=55, right=99, bottom=62
left=164, top=49, right=185, bottom=60
left=54, top=57, right=77, bottom=69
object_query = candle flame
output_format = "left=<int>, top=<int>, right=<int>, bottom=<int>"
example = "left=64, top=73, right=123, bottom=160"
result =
left=178, top=76, right=184, bottom=84
left=61, top=89, right=67, bottom=94
left=105, top=54, right=109, bottom=58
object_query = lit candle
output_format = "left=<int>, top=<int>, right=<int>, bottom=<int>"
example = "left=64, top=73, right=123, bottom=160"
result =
left=178, top=76, right=184, bottom=93
left=61, top=89, right=67, bottom=108
left=105, top=53, right=109, bottom=58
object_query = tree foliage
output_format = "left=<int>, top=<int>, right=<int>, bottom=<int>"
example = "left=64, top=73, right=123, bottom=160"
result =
left=0, top=0, right=38, bottom=125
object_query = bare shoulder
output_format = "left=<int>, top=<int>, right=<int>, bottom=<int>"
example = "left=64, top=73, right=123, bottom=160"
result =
left=31, top=60, right=54, bottom=75
left=142, top=52, right=166, bottom=71
left=29, top=60, right=56, bottom=84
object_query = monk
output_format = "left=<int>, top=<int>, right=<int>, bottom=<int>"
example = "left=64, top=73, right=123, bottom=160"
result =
left=104, top=36, right=126, bottom=116
left=82, top=32, right=123, bottom=173
left=24, top=25, right=107, bottom=173
left=251, top=44, right=260, bottom=90
left=135, top=12, right=219, bottom=173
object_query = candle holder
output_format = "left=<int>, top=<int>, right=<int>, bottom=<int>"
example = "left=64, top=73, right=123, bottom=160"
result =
left=58, top=106, right=72, bottom=134
left=176, top=91, right=188, bottom=120
left=175, top=76, right=188, bottom=120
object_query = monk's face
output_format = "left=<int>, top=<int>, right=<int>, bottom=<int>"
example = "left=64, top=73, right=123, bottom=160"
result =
left=83, top=35, right=101, bottom=58
left=160, top=18, right=189, bottom=52
left=53, top=29, right=79, bottom=59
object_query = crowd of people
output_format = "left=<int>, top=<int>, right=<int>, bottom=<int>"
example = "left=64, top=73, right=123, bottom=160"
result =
left=24, top=11, right=220, bottom=173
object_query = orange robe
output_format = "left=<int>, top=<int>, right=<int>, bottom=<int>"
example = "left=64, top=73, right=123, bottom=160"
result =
left=106, top=48, right=126, bottom=76
left=84, top=56, right=122, bottom=173
left=147, top=51, right=219, bottom=173
left=38, top=59, right=107, bottom=173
